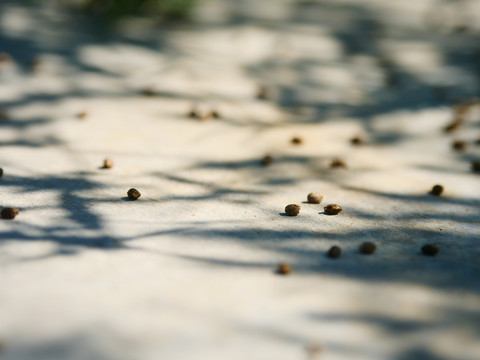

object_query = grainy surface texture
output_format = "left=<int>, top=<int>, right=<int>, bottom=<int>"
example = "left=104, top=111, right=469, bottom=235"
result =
left=0, top=1, right=480, bottom=359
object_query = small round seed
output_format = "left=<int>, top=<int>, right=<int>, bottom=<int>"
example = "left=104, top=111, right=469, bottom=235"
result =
left=127, top=188, right=141, bottom=200
left=452, top=140, right=467, bottom=151
left=327, top=246, right=341, bottom=259
left=431, top=184, right=443, bottom=196
left=76, top=111, right=87, bottom=119
left=257, top=85, right=268, bottom=100
left=210, top=110, right=220, bottom=119
left=261, top=155, right=274, bottom=167
left=421, top=244, right=439, bottom=256
left=307, top=192, right=323, bottom=204
left=103, top=158, right=113, bottom=169
left=276, top=262, right=291, bottom=275
left=285, top=204, right=300, bottom=216
left=359, top=242, right=376, bottom=255
left=330, top=159, right=347, bottom=169
left=140, top=88, right=155, bottom=96
left=0, top=168, right=3, bottom=177
left=291, top=137, right=303, bottom=145
left=1, top=207, right=18, bottom=220
left=471, top=161, right=480, bottom=173
left=324, top=204, right=342, bottom=215
left=350, top=137, right=363, bottom=145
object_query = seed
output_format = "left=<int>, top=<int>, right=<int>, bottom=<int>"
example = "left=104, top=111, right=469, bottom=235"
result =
left=261, top=155, right=274, bottom=166
left=350, top=137, right=363, bottom=145
left=188, top=108, right=199, bottom=119
left=291, top=137, right=303, bottom=145
left=210, top=110, right=220, bottom=119
left=102, top=158, right=113, bottom=169
left=421, top=244, right=439, bottom=256
left=1, top=207, right=18, bottom=220
left=471, top=161, right=480, bottom=173
left=430, top=184, right=443, bottom=196
left=327, top=246, right=341, bottom=259
left=444, top=118, right=462, bottom=133
left=475, top=138, right=480, bottom=146
left=285, top=204, right=300, bottom=216
left=0, top=168, right=3, bottom=177
left=330, top=159, right=347, bottom=169
left=276, top=262, right=291, bottom=275
left=324, top=204, right=342, bottom=215
left=359, top=242, right=376, bottom=255
left=127, top=188, right=141, bottom=200
left=307, top=192, right=323, bottom=204
left=257, top=85, right=268, bottom=100
left=140, top=88, right=155, bottom=96
left=76, top=111, right=88, bottom=119
left=452, top=140, right=467, bottom=151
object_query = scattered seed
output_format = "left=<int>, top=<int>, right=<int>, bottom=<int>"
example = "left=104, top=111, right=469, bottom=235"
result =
left=1, top=207, right=18, bottom=220
left=210, top=110, right=220, bottom=119
left=291, top=136, right=303, bottom=145
left=285, top=204, right=300, bottom=216
left=140, top=88, right=155, bottom=96
left=444, top=120, right=462, bottom=133
left=327, top=246, right=341, bottom=259
left=257, top=85, right=268, bottom=100
left=76, top=111, right=88, bottom=119
left=471, top=161, right=480, bottom=173
left=127, top=188, right=141, bottom=200
left=324, top=204, right=342, bottom=215
left=307, top=192, right=323, bottom=204
left=276, top=262, right=291, bottom=275
left=261, top=155, right=274, bottom=166
left=359, top=242, right=376, bottom=255
left=102, top=158, right=113, bottom=169
left=421, top=244, right=439, bottom=256
left=188, top=108, right=199, bottom=119
left=0, top=168, right=3, bottom=177
left=431, top=184, right=444, bottom=196
left=330, top=159, right=347, bottom=169
left=452, top=140, right=467, bottom=151
left=350, top=137, right=363, bottom=145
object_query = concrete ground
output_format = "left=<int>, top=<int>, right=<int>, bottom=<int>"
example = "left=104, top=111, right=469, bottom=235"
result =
left=0, top=0, right=480, bottom=359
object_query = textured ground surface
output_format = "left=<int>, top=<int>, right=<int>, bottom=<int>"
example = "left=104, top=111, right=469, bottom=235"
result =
left=1, top=1, right=480, bottom=359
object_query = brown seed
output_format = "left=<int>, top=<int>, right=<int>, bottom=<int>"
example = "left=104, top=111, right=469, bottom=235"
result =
left=350, top=137, right=363, bottom=145
left=307, top=192, right=323, bottom=204
left=443, top=118, right=462, bottom=133
left=261, top=155, right=274, bottom=166
left=1, top=207, right=18, bottom=220
left=257, top=85, right=268, bottom=100
left=421, top=244, right=439, bottom=256
left=359, top=242, right=376, bottom=255
left=471, top=161, right=480, bottom=173
left=140, top=88, right=155, bottom=96
left=330, top=159, right=347, bottom=169
left=0, top=168, right=3, bottom=177
left=276, top=262, right=291, bottom=275
left=127, top=188, right=141, bottom=200
left=452, top=140, right=467, bottom=152
left=76, top=111, right=88, bottom=119
left=210, top=110, right=220, bottom=119
left=188, top=108, right=199, bottom=119
left=327, top=246, right=341, bottom=259
left=102, top=158, right=113, bottom=169
left=285, top=204, right=300, bottom=216
left=431, top=184, right=444, bottom=196
left=324, top=204, right=342, bottom=215
left=291, top=137, right=303, bottom=145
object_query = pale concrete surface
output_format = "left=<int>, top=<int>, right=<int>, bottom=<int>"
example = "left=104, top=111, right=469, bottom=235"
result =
left=0, top=1, right=480, bottom=359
